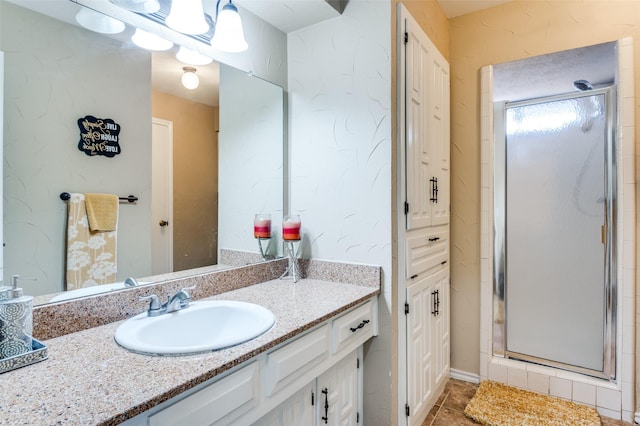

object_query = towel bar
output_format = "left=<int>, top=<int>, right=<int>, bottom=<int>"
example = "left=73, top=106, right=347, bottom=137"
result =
left=59, top=192, right=138, bottom=203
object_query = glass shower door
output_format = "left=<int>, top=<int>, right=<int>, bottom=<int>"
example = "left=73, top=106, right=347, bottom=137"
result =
left=504, top=91, right=614, bottom=376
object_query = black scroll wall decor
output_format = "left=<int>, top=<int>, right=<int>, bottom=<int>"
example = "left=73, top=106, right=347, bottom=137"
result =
left=77, top=115, right=122, bottom=157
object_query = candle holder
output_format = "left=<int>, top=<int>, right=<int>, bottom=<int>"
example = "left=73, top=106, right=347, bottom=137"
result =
left=280, top=214, right=302, bottom=282
left=254, top=214, right=272, bottom=261
left=255, top=237, right=271, bottom=261
left=280, top=238, right=302, bottom=283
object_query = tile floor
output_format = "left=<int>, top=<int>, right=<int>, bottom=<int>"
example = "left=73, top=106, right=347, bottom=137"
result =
left=422, top=379, right=633, bottom=426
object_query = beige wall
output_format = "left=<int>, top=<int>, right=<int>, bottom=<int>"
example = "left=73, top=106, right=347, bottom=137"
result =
left=448, top=0, right=640, bottom=379
left=152, top=91, right=219, bottom=271
left=395, top=0, right=449, bottom=59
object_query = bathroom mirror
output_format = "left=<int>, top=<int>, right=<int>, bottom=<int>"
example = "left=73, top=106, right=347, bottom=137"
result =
left=1, top=0, right=285, bottom=303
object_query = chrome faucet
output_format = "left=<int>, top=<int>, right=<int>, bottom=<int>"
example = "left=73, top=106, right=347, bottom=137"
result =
left=139, top=285, right=196, bottom=317
left=165, top=287, right=193, bottom=313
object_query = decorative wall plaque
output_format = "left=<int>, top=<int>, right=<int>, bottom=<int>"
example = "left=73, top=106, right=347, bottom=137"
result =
left=77, top=115, right=122, bottom=157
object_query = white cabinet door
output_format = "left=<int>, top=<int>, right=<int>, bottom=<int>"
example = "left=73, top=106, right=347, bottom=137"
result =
left=251, top=381, right=315, bottom=426
left=405, top=22, right=432, bottom=231
left=429, top=54, right=450, bottom=227
left=431, top=268, right=450, bottom=390
left=405, top=267, right=449, bottom=425
left=316, top=350, right=359, bottom=425
left=405, top=272, right=435, bottom=423
left=404, top=13, right=450, bottom=231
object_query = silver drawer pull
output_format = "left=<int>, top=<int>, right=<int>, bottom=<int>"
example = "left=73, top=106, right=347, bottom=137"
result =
left=350, top=320, right=370, bottom=333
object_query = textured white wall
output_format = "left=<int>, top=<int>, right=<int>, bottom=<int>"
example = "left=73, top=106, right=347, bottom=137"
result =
left=1, top=2, right=153, bottom=296
left=287, top=0, right=392, bottom=422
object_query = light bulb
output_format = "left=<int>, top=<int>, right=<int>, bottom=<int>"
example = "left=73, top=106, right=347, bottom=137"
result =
left=176, top=46, right=213, bottom=66
left=75, top=8, right=125, bottom=35
left=131, top=28, right=173, bottom=51
left=181, top=67, right=199, bottom=90
left=166, top=0, right=209, bottom=35
left=211, top=1, right=248, bottom=53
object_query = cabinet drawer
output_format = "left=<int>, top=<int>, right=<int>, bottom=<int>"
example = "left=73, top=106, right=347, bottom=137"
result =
left=405, top=226, right=448, bottom=278
left=332, top=301, right=374, bottom=354
left=264, top=325, right=329, bottom=397
left=149, top=362, right=259, bottom=426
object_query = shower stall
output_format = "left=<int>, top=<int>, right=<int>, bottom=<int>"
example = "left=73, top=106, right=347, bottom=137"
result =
left=493, top=87, right=617, bottom=379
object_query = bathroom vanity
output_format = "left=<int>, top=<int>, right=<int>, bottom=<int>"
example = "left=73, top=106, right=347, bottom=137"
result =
left=0, top=263, right=379, bottom=425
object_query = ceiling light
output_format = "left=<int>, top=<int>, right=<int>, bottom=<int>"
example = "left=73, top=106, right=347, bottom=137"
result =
left=166, top=0, right=209, bottom=35
left=176, top=46, right=213, bottom=66
left=181, top=67, right=199, bottom=90
left=109, top=0, right=160, bottom=13
left=75, top=8, right=125, bottom=34
left=131, top=28, right=173, bottom=51
left=211, top=0, right=248, bottom=53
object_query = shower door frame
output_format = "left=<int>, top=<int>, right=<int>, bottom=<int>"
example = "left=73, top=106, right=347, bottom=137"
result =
left=493, top=87, right=617, bottom=380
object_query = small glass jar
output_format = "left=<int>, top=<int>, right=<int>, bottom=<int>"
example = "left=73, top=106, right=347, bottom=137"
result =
left=282, top=214, right=301, bottom=241
left=253, top=214, right=271, bottom=239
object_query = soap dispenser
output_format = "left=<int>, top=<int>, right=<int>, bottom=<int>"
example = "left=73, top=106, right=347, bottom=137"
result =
left=0, top=275, right=34, bottom=358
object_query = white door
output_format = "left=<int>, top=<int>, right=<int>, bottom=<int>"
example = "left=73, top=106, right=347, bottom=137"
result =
left=151, top=118, right=173, bottom=275
left=317, top=350, right=359, bottom=425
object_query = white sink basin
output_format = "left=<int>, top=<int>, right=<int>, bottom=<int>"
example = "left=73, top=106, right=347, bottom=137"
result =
left=114, top=300, right=276, bottom=356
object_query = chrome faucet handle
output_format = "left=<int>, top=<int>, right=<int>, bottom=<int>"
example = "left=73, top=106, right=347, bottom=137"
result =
left=181, top=284, right=196, bottom=294
left=139, top=294, right=162, bottom=316
left=180, top=285, right=196, bottom=304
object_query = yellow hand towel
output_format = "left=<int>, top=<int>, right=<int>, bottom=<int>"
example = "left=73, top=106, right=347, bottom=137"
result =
left=84, top=193, right=119, bottom=232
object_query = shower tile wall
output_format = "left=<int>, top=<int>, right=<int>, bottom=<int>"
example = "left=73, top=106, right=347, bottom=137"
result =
left=478, top=38, right=636, bottom=422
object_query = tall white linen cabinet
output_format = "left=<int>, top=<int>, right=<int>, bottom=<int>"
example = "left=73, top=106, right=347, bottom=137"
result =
left=397, top=5, right=451, bottom=425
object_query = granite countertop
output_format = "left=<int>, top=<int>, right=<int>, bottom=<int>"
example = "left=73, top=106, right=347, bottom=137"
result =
left=0, top=278, right=379, bottom=426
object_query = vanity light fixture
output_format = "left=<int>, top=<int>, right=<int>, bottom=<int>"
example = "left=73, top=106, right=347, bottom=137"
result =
left=75, top=7, right=125, bottom=34
left=211, top=0, right=248, bottom=53
left=109, top=0, right=160, bottom=13
left=181, top=67, right=199, bottom=90
left=131, top=28, right=174, bottom=51
left=176, top=46, right=213, bottom=66
left=166, top=0, right=209, bottom=35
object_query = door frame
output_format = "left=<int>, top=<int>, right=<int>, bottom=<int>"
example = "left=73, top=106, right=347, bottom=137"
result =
left=494, top=88, right=617, bottom=379
left=478, top=38, right=636, bottom=422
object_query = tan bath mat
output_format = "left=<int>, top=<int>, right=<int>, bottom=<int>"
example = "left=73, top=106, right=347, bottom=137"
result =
left=464, top=380, right=601, bottom=426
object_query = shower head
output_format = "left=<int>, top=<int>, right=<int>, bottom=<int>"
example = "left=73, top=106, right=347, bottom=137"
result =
left=573, top=79, right=593, bottom=91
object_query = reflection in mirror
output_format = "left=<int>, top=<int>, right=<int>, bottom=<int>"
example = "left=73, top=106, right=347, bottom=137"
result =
left=0, top=0, right=284, bottom=304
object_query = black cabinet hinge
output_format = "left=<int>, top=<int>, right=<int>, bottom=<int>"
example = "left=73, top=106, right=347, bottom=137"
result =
left=404, top=32, right=408, bottom=44
left=357, top=412, right=360, bottom=423
left=405, top=302, right=410, bottom=315
left=311, top=391, right=315, bottom=406
left=406, top=403, right=410, bottom=417
left=404, top=201, right=409, bottom=215
left=357, top=358, right=360, bottom=369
